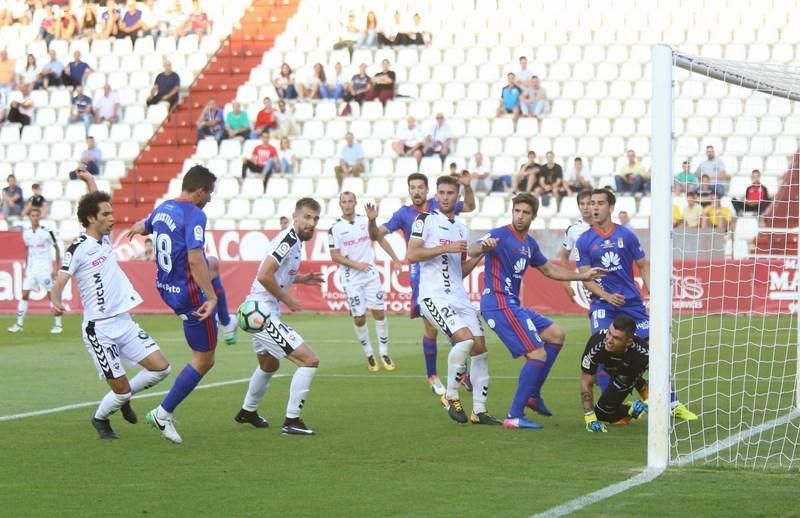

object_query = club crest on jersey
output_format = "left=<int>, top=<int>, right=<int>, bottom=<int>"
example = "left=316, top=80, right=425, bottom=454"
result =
left=62, top=251, right=72, bottom=268
left=193, top=225, right=204, bottom=242
left=617, top=237, right=624, bottom=248
left=276, top=242, right=291, bottom=258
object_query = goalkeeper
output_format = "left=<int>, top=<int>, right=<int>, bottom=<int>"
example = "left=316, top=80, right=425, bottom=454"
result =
left=580, top=316, right=650, bottom=432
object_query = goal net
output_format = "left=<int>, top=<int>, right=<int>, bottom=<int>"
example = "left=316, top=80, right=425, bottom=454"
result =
left=650, top=46, right=800, bottom=470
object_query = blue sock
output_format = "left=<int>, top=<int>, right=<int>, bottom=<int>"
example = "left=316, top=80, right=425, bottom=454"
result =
left=531, top=343, right=562, bottom=398
left=423, top=337, right=437, bottom=377
left=212, top=277, right=230, bottom=326
left=510, top=359, right=546, bottom=418
left=596, top=364, right=611, bottom=392
left=161, top=364, right=203, bottom=413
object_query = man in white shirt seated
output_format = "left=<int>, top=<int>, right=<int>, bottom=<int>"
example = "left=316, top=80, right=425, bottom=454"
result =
left=94, top=83, right=121, bottom=124
left=565, top=157, right=594, bottom=193
left=392, top=116, right=425, bottom=166
left=423, top=113, right=453, bottom=164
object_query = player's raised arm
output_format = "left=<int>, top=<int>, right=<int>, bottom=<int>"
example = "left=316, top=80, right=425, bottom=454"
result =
left=365, top=203, right=390, bottom=241
left=75, top=167, right=98, bottom=193
left=537, top=261, right=606, bottom=282
left=257, top=255, right=301, bottom=311
left=458, top=172, right=476, bottom=213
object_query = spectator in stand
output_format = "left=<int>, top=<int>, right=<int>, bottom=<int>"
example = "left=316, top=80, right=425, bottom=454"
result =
left=224, top=101, right=251, bottom=140
left=0, top=91, right=6, bottom=124
left=146, top=59, right=180, bottom=108
left=196, top=98, right=224, bottom=143
left=241, top=130, right=279, bottom=192
left=520, top=75, right=548, bottom=119
left=696, top=174, right=716, bottom=205
left=392, top=116, right=425, bottom=167
left=118, top=1, right=144, bottom=43
left=40, top=5, right=58, bottom=45
left=334, top=131, right=365, bottom=188
left=137, top=238, right=155, bottom=261
left=534, top=151, right=567, bottom=207
left=253, top=97, right=278, bottom=135
left=732, top=169, right=771, bottom=215
left=273, top=98, right=297, bottom=138
left=0, top=2, right=30, bottom=27
left=377, top=9, right=402, bottom=46
left=33, top=49, right=63, bottom=90
left=69, top=136, right=102, bottom=178
left=357, top=11, right=378, bottom=47
left=406, top=12, right=431, bottom=46
left=674, top=159, right=698, bottom=193
left=279, top=215, right=289, bottom=230
left=496, top=72, right=521, bottom=122
left=695, top=144, right=728, bottom=196
left=56, top=5, right=78, bottom=39
left=94, top=83, right=121, bottom=124
left=16, top=54, right=37, bottom=90
left=80, top=3, right=99, bottom=38
left=61, top=51, right=91, bottom=88
left=672, top=204, right=683, bottom=228
left=278, top=136, right=296, bottom=174
left=341, top=62, right=370, bottom=115
left=273, top=63, right=298, bottom=100
left=1, top=174, right=24, bottom=220
left=0, top=49, right=16, bottom=91
left=365, top=58, right=395, bottom=105
left=511, top=150, right=539, bottom=193
left=617, top=210, right=634, bottom=230
left=68, top=85, right=93, bottom=136
left=565, top=156, right=593, bottom=193
left=300, top=63, right=325, bottom=100
left=615, top=149, right=647, bottom=195
left=141, top=0, right=167, bottom=39
left=164, top=0, right=187, bottom=37
left=423, top=113, right=453, bottom=164
left=333, top=11, right=360, bottom=55
left=99, top=0, right=121, bottom=39
left=682, top=191, right=703, bottom=229
left=7, top=83, right=33, bottom=127
left=469, top=151, right=492, bottom=193
left=702, top=197, right=734, bottom=232
left=23, top=183, right=48, bottom=218
left=320, top=62, right=345, bottom=100
left=515, top=56, right=533, bottom=87
left=184, top=0, right=210, bottom=37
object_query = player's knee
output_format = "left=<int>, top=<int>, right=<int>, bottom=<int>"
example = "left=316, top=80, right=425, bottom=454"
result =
left=526, top=347, right=547, bottom=361
left=301, top=353, right=319, bottom=368
left=372, top=310, right=385, bottom=321
left=471, top=337, right=487, bottom=355
left=354, top=315, right=367, bottom=327
left=155, top=364, right=171, bottom=381
left=543, top=324, right=566, bottom=344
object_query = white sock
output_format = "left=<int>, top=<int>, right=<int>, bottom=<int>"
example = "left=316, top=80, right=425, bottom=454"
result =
left=94, top=390, right=131, bottom=420
left=156, top=404, right=172, bottom=419
left=53, top=315, right=62, bottom=327
left=446, top=339, right=473, bottom=400
left=243, top=366, right=275, bottom=411
left=470, top=352, right=489, bottom=414
left=354, top=324, right=374, bottom=357
left=129, top=366, right=171, bottom=394
left=16, top=300, right=27, bottom=326
left=286, top=366, right=316, bottom=418
left=375, top=318, right=389, bottom=356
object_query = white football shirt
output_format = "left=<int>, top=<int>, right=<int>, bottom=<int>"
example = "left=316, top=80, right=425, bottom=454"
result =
left=23, top=225, right=58, bottom=273
left=61, top=234, right=143, bottom=321
left=410, top=210, right=469, bottom=302
left=248, top=227, right=302, bottom=316
left=328, top=215, right=377, bottom=287
left=562, top=219, right=591, bottom=260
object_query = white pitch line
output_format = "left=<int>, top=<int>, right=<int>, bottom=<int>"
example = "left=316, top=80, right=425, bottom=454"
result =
left=531, top=466, right=665, bottom=518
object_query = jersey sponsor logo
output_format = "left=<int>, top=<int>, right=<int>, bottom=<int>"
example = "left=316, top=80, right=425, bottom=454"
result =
left=513, top=257, right=527, bottom=274
left=441, top=254, right=452, bottom=294
left=600, top=251, right=621, bottom=269
left=156, top=281, right=182, bottom=294
left=93, top=272, right=106, bottom=312
left=275, top=242, right=291, bottom=258
left=91, top=255, right=107, bottom=267
left=193, top=225, right=204, bottom=243
left=600, top=239, right=615, bottom=249
left=582, top=355, right=591, bottom=369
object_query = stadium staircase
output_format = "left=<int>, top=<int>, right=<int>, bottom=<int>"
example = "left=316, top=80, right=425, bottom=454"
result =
left=113, top=0, right=299, bottom=223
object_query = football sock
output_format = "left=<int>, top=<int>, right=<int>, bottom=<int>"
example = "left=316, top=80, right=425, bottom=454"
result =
left=423, top=336, right=437, bottom=377
left=470, top=352, right=489, bottom=414
left=354, top=324, right=374, bottom=357
left=286, top=366, right=316, bottom=418
left=129, top=366, right=171, bottom=394
left=510, top=358, right=546, bottom=418
left=243, top=366, right=275, bottom=411
left=375, top=318, right=389, bottom=356
left=596, top=364, right=611, bottom=392
left=531, top=342, right=562, bottom=398
left=16, top=300, right=27, bottom=326
left=53, top=315, right=62, bottom=327
left=446, top=339, right=472, bottom=399
left=160, top=364, right=202, bottom=413
left=94, top=390, right=131, bottom=420
left=212, top=276, right=230, bottom=326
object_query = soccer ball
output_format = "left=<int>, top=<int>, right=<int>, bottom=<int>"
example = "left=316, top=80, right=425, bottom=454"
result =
left=237, top=300, right=269, bottom=333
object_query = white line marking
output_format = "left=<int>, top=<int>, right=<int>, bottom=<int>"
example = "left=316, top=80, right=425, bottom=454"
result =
left=531, top=467, right=665, bottom=518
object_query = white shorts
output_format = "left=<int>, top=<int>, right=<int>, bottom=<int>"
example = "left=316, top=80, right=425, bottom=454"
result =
left=22, top=270, right=53, bottom=292
left=251, top=314, right=305, bottom=359
left=82, top=313, right=161, bottom=380
left=420, top=297, right=484, bottom=339
left=343, top=276, right=385, bottom=317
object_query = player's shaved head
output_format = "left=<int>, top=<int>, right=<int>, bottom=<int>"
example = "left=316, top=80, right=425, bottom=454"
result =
left=339, top=191, right=356, bottom=203
left=612, top=315, right=636, bottom=337
left=339, top=191, right=356, bottom=218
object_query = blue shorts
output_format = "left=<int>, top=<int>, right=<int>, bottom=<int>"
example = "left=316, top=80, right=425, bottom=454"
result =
left=178, top=311, right=219, bottom=352
left=409, top=263, right=421, bottom=319
left=589, top=303, right=649, bottom=339
left=481, top=306, right=554, bottom=358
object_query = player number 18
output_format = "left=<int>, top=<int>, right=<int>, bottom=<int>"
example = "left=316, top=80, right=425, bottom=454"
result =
left=153, top=232, right=173, bottom=272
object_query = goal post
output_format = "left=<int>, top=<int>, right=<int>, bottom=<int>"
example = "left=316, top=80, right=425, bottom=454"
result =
left=649, top=45, right=800, bottom=470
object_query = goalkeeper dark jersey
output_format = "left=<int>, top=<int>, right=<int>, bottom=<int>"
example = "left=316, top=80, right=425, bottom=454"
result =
left=580, top=329, right=649, bottom=378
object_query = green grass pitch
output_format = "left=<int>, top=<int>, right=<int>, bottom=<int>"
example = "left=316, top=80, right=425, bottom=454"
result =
left=1, top=313, right=798, bottom=517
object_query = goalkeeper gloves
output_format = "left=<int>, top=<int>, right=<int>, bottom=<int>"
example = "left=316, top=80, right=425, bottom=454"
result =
left=584, top=411, right=607, bottom=433
left=629, top=399, right=648, bottom=419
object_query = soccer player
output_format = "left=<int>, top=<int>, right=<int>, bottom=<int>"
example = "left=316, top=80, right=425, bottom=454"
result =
left=127, top=165, right=219, bottom=444
left=469, top=192, right=605, bottom=429
left=51, top=171, right=171, bottom=440
left=234, top=198, right=325, bottom=435
left=580, top=316, right=649, bottom=432
left=366, top=172, right=475, bottom=395
left=558, top=189, right=593, bottom=300
left=406, top=175, right=500, bottom=425
left=207, top=256, right=238, bottom=345
left=329, top=191, right=399, bottom=371
left=8, top=206, right=63, bottom=334
left=576, top=188, right=697, bottom=421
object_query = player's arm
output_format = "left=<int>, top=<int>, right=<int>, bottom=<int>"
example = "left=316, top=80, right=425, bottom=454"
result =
left=188, top=248, right=217, bottom=320
left=51, top=237, right=61, bottom=275
left=467, top=234, right=499, bottom=258
left=257, top=256, right=301, bottom=311
left=75, top=168, right=97, bottom=193
left=461, top=255, right=482, bottom=277
left=376, top=235, right=401, bottom=263
left=458, top=172, right=476, bottom=213
left=636, top=257, right=650, bottom=293
left=538, top=261, right=605, bottom=282
left=558, top=246, right=575, bottom=297
left=330, top=248, right=369, bottom=271
left=580, top=371, right=606, bottom=432
left=51, top=271, right=71, bottom=316
left=578, top=265, right=625, bottom=307
left=407, top=236, right=464, bottom=262
left=364, top=202, right=390, bottom=240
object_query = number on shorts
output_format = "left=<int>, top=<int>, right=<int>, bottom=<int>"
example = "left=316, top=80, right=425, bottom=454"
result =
left=526, top=318, right=536, bottom=331
left=349, top=295, right=361, bottom=308
left=154, top=232, right=173, bottom=272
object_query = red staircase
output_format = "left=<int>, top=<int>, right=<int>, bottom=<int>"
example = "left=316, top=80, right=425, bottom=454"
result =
left=113, top=0, right=299, bottom=223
